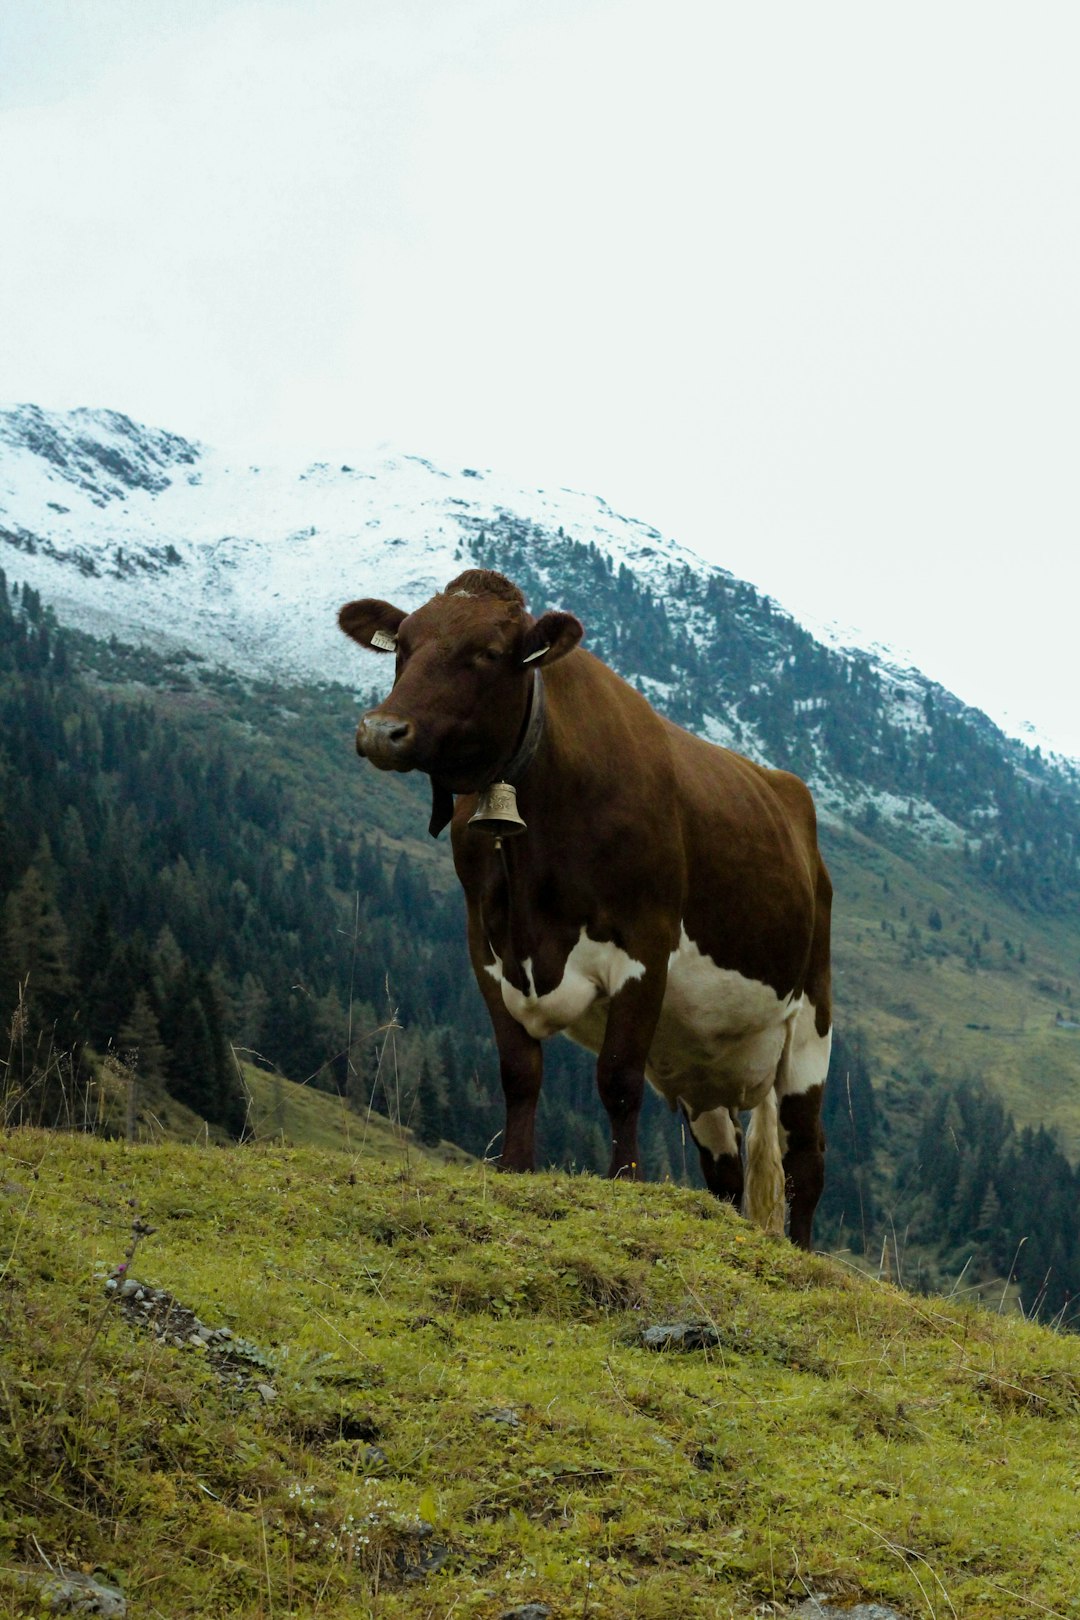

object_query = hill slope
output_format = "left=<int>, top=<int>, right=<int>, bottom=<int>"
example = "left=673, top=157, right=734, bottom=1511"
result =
left=3, top=1130, right=1080, bottom=1619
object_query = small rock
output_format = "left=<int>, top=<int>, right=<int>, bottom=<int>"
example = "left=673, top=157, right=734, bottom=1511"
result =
left=196, top=1325, right=214, bottom=1342
left=22, top=1567, right=127, bottom=1616
left=256, top=1383, right=277, bottom=1403
left=410, top=1543, right=448, bottom=1579
left=119, top=1279, right=140, bottom=1300
left=640, top=1321, right=722, bottom=1352
left=499, top=1606, right=552, bottom=1620
left=361, top=1444, right=388, bottom=1471
left=215, top=1326, right=233, bottom=1340
left=792, top=1602, right=912, bottom=1620
left=480, top=1407, right=521, bottom=1427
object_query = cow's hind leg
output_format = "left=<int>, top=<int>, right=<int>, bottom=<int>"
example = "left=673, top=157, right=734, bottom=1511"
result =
left=776, top=998, right=831, bottom=1250
left=778, top=858, right=833, bottom=1250
left=682, top=1103, right=743, bottom=1209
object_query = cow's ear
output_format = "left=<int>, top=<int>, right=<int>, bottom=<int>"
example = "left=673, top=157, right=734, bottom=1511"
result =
left=338, top=599, right=406, bottom=652
left=521, top=610, right=584, bottom=667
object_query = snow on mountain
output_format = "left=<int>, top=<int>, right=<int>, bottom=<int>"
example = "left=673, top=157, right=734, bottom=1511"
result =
left=0, top=403, right=723, bottom=690
left=1, top=405, right=1075, bottom=799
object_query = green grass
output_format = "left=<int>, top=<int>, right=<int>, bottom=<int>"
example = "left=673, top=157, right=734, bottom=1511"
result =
left=3, top=1129, right=1080, bottom=1618
left=239, top=1064, right=471, bottom=1165
left=824, top=825, right=1080, bottom=1154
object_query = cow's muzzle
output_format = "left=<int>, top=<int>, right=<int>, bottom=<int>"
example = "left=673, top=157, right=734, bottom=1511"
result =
left=356, top=711, right=416, bottom=770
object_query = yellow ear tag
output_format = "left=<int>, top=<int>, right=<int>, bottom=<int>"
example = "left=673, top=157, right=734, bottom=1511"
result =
left=370, top=629, right=397, bottom=651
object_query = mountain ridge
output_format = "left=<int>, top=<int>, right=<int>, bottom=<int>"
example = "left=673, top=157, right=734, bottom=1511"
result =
left=3, top=401, right=1075, bottom=775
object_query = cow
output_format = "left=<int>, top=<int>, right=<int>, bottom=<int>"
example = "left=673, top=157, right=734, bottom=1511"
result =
left=339, top=568, right=832, bottom=1248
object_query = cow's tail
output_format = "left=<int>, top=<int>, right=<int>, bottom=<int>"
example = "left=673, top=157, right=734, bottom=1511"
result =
left=744, top=1083, right=786, bottom=1236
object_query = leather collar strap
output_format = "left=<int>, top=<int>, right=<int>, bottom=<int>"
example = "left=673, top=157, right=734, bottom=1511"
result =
left=428, top=671, right=545, bottom=838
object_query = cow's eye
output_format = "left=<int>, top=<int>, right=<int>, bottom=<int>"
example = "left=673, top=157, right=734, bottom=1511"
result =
left=478, top=646, right=501, bottom=665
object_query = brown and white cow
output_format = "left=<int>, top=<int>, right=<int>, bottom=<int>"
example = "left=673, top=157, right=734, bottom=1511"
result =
left=339, top=569, right=832, bottom=1248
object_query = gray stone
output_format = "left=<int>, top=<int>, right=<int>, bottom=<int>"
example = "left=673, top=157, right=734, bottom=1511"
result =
left=401, top=1541, right=449, bottom=1580
left=256, top=1382, right=277, bottom=1402
left=640, top=1321, right=722, bottom=1352
left=21, top=1567, right=127, bottom=1616
left=480, top=1407, right=521, bottom=1426
left=499, top=1606, right=552, bottom=1620
left=792, top=1601, right=912, bottom=1620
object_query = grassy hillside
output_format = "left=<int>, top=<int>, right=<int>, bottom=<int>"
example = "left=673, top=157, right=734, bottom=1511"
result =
left=3, top=1129, right=1079, bottom=1619
left=240, top=1063, right=472, bottom=1165
left=824, top=824, right=1080, bottom=1153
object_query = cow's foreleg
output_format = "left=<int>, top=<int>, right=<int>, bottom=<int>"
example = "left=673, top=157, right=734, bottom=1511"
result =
left=485, top=993, right=544, bottom=1172
left=595, top=967, right=667, bottom=1181
left=468, top=911, right=544, bottom=1172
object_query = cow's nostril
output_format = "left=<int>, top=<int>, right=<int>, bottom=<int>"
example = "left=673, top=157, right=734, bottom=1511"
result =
left=357, top=712, right=415, bottom=767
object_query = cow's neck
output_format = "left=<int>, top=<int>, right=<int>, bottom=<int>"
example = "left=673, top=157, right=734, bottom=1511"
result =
left=428, top=670, right=545, bottom=839
left=499, top=668, right=546, bottom=787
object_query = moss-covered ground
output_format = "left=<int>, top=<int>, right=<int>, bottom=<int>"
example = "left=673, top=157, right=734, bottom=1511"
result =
left=2, top=1128, right=1079, bottom=1618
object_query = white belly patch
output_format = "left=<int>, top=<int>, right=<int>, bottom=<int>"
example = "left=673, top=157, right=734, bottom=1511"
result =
left=648, top=926, right=800, bottom=1113
left=485, top=923, right=807, bottom=1115
left=485, top=927, right=646, bottom=1041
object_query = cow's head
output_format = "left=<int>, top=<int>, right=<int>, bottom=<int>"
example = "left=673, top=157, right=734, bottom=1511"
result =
left=339, top=570, right=582, bottom=794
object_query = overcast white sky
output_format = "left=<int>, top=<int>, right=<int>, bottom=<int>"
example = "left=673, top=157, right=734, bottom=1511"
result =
left=2, top=1, right=1078, bottom=753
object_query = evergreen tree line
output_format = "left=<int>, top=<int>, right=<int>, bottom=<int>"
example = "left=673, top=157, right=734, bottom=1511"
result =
left=802, top=1028, right=1079, bottom=1324
left=896, top=1078, right=1079, bottom=1322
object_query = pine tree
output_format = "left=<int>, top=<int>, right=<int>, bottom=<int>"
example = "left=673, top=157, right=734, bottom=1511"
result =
left=0, top=863, right=74, bottom=1028
left=119, top=990, right=168, bottom=1086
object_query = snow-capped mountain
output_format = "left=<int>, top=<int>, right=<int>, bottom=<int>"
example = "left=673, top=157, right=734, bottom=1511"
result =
left=0, top=403, right=716, bottom=689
